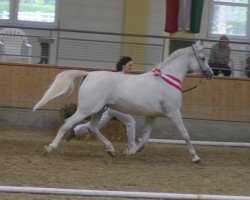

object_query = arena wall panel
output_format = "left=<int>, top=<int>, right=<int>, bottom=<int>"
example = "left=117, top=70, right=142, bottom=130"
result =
left=0, top=62, right=249, bottom=122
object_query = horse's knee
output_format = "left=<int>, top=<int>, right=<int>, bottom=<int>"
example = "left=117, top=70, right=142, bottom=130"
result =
left=130, top=118, right=136, bottom=125
left=181, top=132, right=191, bottom=142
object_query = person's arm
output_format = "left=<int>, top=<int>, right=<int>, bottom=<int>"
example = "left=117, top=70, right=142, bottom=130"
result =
left=224, top=47, right=230, bottom=64
left=209, top=45, right=216, bottom=63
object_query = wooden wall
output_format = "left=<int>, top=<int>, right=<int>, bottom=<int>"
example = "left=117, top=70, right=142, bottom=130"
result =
left=0, top=62, right=250, bottom=122
left=181, top=75, right=250, bottom=122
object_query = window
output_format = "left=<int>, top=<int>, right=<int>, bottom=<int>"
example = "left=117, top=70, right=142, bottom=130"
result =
left=0, top=0, right=58, bottom=26
left=0, top=0, right=10, bottom=20
left=209, top=0, right=250, bottom=39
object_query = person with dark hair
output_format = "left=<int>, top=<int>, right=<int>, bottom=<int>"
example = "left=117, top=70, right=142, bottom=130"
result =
left=209, top=35, right=231, bottom=76
left=66, top=56, right=137, bottom=150
left=116, top=56, right=132, bottom=72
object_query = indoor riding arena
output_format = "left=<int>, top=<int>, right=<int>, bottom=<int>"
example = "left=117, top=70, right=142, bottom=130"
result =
left=0, top=0, right=250, bottom=200
left=1, top=62, right=250, bottom=200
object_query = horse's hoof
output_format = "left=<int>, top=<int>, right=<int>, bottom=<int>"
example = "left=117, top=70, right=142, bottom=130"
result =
left=193, top=159, right=202, bottom=164
left=42, top=146, right=49, bottom=156
left=122, top=149, right=130, bottom=156
left=137, top=145, right=145, bottom=153
left=107, top=151, right=115, bottom=157
left=122, top=148, right=137, bottom=156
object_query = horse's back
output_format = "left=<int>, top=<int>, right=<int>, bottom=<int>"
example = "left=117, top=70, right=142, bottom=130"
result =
left=79, top=71, right=119, bottom=95
left=77, top=71, right=124, bottom=112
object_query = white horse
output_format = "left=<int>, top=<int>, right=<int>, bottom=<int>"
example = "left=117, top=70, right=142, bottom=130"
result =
left=33, top=41, right=213, bottom=163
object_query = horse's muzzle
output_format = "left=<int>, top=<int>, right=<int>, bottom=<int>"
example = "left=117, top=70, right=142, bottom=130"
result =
left=202, top=68, right=214, bottom=79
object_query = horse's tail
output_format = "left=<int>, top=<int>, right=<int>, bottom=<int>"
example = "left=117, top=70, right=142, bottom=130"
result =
left=33, top=70, right=87, bottom=111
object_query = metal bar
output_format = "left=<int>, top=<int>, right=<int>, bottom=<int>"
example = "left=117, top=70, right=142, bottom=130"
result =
left=1, top=25, right=250, bottom=45
left=0, top=186, right=250, bottom=200
left=144, top=139, right=250, bottom=148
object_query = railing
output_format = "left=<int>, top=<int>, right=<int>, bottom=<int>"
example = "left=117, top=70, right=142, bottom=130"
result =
left=1, top=186, right=250, bottom=200
left=0, top=25, right=250, bottom=77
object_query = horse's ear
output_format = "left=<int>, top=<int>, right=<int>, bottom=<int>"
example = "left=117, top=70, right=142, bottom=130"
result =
left=193, top=40, right=204, bottom=50
left=195, top=40, right=201, bottom=46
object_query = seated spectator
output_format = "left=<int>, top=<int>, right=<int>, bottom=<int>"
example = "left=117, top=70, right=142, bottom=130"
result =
left=246, top=56, right=250, bottom=78
left=209, top=35, right=231, bottom=76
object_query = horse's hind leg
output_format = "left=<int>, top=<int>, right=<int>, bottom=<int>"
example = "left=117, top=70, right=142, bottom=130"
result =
left=167, top=110, right=201, bottom=163
left=46, top=110, right=87, bottom=153
left=129, top=116, right=155, bottom=154
left=89, top=112, right=115, bottom=157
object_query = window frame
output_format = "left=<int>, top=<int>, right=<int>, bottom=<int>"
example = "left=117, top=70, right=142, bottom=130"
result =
left=208, top=0, right=250, bottom=40
left=0, top=0, right=60, bottom=28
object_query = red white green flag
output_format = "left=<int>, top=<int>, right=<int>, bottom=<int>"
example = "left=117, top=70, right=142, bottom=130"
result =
left=164, top=0, right=204, bottom=33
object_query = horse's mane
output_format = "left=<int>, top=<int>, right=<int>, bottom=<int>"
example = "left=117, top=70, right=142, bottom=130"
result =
left=158, top=46, right=191, bottom=69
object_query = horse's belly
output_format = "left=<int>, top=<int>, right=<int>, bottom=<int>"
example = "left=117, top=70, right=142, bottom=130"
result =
left=109, top=101, right=163, bottom=116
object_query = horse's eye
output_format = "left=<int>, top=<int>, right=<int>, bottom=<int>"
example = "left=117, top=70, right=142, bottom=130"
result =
left=201, top=57, right=205, bottom=61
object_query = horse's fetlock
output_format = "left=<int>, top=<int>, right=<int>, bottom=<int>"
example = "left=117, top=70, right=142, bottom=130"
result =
left=88, top=127, right=98, bottom=134
left=183, top=134, right=190, bottom=141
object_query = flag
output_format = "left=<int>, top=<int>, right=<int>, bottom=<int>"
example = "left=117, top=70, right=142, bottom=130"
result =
left=164, top=0, right=179, bottom=33
left=190, top=0, right=204, bottom=33
left=165, top=0, right=204, bottom=33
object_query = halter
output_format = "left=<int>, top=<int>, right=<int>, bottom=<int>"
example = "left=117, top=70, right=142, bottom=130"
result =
left=187, top=45, right=207, bottom=92
left=191, top=45, right=205, bottom=75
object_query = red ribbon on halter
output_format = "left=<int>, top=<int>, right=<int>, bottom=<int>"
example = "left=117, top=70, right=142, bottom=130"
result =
left=151, top=67, right=162, bottom=76
left=151, top=67, right=182, bottom=91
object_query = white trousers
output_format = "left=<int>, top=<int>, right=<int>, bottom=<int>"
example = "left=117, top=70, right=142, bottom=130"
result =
left=74, top=108, right=136, bottom=149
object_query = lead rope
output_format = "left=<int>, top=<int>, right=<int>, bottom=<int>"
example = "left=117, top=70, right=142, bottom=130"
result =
left=182, top=78, right=203, bottom=93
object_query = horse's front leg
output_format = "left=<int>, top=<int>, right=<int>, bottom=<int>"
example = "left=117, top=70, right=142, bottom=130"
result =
left=167, top=110, right=201, bottom=164
left=128, top=116, right=155, bottom=154
left=89, top=112, right=115, bottom=157
left=46, top=110, right=87, bottom=153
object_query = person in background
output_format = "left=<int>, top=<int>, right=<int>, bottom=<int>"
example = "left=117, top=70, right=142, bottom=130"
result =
left=209, top=35, right=231, bottom=76
left=66, top=56, right=137, bottom=151
left=246, top=56, right=250, bottom=78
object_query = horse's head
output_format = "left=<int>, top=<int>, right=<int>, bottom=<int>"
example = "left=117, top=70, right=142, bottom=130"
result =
left=189, top=41, right=213, bottom=79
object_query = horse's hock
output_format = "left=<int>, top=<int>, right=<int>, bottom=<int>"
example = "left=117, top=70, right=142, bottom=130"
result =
left=76, top=120, right=126, bottom=142
left=59, top=103, right=126, bottom=142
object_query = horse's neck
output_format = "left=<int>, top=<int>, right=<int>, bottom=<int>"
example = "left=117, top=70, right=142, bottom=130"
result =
left=160, top=55, right=190, bottom=82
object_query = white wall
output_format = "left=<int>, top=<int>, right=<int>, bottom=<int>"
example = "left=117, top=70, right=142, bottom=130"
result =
left=58, top=0, right=211, bottom=38
left=59, top=0, right=124, bottom=33
left=53, top=0, right=125, bottom=67
left=147, top=0, right=165, bottom=36
left=55, top=0, right=215, bottom=68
